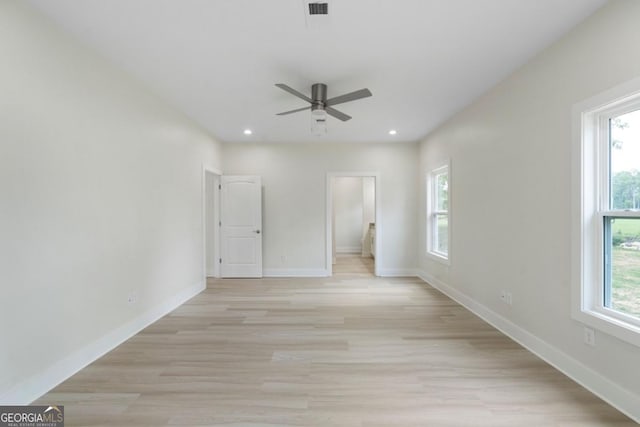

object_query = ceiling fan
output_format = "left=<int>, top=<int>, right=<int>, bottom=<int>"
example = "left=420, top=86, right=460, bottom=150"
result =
left=275, top=83, right=372, bottom=122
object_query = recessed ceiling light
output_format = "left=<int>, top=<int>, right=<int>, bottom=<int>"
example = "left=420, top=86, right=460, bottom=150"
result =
left=389, top=129, right=397, bottom=135
left=243, top=129, right=252, bottom=135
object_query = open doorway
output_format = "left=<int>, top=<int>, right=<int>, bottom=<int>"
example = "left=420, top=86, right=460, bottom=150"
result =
left=326, top=172, right=380, bottom=276
left=204, top=168, right=221, bottom=279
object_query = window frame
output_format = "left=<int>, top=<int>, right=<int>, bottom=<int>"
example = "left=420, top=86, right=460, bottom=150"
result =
left=426, top=163, right=450, bottom=264
left=572, top=78, right=640, bottom=348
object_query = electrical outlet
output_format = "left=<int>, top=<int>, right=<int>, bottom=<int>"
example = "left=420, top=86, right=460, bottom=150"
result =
left=127, top=293, right=137, bottom=304
left=281, top=255, right=287, bottom=263
left=583, top=327, right=595, bottom=346
left=506, top=292, right=513, bottom=305
left=500, top=290, right=507, bottom=302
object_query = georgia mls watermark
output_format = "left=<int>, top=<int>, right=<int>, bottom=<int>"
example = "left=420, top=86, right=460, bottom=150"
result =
left=0, top=406, right=64, bottom=427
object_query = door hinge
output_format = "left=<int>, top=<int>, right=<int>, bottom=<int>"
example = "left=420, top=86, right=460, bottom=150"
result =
left=219, top=221, right=221, bottom=227
left=219, top=258, right=222, bottom=264
left=219, top=184, right=221, bottom=190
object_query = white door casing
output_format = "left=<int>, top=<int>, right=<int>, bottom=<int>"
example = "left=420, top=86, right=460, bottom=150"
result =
left=204, top=169, right=222, bottom=278
left=220, top=176, right=263, bottom=278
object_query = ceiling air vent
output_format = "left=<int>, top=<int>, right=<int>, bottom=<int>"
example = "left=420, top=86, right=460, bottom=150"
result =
left=308, top=2, right=328, bottom=15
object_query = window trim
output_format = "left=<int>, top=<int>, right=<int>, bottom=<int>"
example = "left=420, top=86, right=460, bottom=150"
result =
left=426, top=163, right=450, bottom=265
left=572, top=77, right=640, bottom=348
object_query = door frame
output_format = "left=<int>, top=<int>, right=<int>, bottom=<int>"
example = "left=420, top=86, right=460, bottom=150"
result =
left=326, top=172, right=381, bottom=276
left=202, top=166, right=222, bottom=282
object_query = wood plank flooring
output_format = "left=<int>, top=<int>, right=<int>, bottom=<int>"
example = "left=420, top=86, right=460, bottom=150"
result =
left=332, top=254, right=375, bottom=276
left=36, top=273, right=635, bottom=426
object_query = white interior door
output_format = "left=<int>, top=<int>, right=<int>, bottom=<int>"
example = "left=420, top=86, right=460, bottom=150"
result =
left=220, top=176, right=262, bottom=278
left=205, top=171, right=221, bottom=278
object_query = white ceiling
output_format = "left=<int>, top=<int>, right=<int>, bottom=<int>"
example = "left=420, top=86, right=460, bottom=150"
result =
left=28, top=0, right=607, bottom=143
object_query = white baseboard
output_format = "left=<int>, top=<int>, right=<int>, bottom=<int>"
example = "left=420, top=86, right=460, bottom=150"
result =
left=336, top=246, right=362, bottom=254
left=262, top=268, right=417, bottom=278
left=416, top=270, right=640, bottom=424
left=377, top=268, right=418, bottom=277
left=263, top=268, right=329, bottom=277
left=0, top=280, right=205, bottom=405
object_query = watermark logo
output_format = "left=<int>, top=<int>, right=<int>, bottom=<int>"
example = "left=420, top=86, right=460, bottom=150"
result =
left=0, top=405, right=64, bottom=427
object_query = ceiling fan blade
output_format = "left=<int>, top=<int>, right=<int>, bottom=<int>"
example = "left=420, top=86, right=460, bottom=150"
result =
left=325, top=107, right=352, bottom=122
left=325, top=88, right=372, bottom=107
left=275, top=83, right=312, bottom=103
left=276, top=106, right=312, bottom=116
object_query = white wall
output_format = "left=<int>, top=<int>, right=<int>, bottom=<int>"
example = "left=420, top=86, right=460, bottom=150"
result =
left=0, top=2, right=222, bottom=403
left=362, top=176, right=375, bottom=257
left=223, top=142, right=417, bottom=276
left=417, top=0, right=640, bottom=420
left=334, top=177, right=363, bottom=253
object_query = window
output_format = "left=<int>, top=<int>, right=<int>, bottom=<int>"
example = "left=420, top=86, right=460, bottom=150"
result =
left=573, top=79, right=640, bottom=346
left=427, top=164, right=449, bottom=262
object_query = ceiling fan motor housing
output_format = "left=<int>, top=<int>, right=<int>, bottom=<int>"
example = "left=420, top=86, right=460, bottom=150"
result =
left=311, top=83, right=328, bottom=113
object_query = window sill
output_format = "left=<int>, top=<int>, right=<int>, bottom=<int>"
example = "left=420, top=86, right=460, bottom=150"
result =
left=426, top=251, right=450, bottom=266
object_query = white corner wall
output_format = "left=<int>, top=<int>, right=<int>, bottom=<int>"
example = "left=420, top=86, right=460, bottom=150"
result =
left=0, top=2, right=222, bottom=403
left=417, top=0, right=640, bottom=421
left=223, top=142, right=417, bottom=277
left=362, top=176, right=376, bottom=256
left=334, top=177, right=363, bottom=254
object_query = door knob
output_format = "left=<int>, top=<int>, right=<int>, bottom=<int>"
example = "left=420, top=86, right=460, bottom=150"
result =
left=254, top=230, right=261, bottom=234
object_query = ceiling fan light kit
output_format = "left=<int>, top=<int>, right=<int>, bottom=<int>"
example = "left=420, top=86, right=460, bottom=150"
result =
left=311, top=113, right=327, bottom=136
left=275, top=82, right=372, bottom=134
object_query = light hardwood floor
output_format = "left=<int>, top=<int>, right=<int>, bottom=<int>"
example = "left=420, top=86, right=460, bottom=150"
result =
left=36, top=275, right=635, bottom=426
left=333, top=254, right=375, bottom=276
